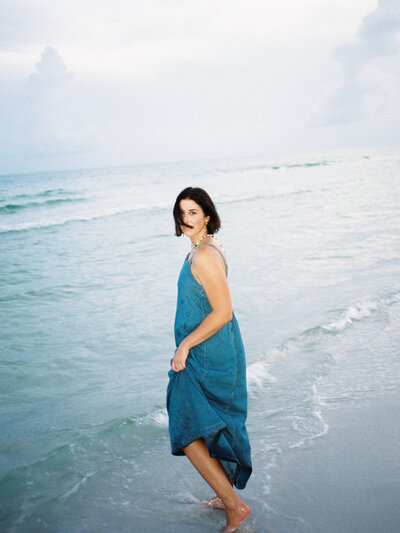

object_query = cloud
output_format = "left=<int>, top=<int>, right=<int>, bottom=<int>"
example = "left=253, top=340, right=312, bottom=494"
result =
left=311, top=0, right=400, bottom=126
left=0, top=46, right=101, bottom=167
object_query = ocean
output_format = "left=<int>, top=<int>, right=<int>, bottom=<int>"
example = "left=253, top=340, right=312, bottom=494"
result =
left=1, top=147, right=399, bottom=532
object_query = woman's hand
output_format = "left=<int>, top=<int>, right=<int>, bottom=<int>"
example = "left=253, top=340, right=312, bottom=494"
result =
left=172, top=343, right=190, bottom=372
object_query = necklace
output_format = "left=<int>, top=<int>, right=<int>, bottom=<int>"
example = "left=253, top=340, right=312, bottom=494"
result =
left=192, top=234, right=214, bottom=248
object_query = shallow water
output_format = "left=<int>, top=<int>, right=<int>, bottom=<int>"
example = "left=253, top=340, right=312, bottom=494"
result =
left=1, top=147, right=400, bottom=532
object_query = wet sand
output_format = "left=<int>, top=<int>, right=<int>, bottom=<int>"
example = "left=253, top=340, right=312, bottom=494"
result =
left=265, top=391, right=400, bottom=533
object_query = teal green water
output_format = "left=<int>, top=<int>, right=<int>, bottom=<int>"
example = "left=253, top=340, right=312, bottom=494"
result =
left=1, top=148, right=399, bottom=532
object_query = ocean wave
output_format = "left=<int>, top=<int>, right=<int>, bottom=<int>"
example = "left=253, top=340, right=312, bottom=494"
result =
left=61, top=471, right=96, bottom=499
left=0, top=197, right=86, bottom=214
left=247, top=289, right=400, bottom=392
left=0, top=286, right=85, bottom=303
left=216, top=188, right=313, bottom=207
left=321, top=296, right=399, bottom=333
left=214, top=159, right=332, bottom=175
left=246, top=360, right=277, bottom=388
left=82, top=407, right=169, bottom=438
left=98, top=408, right=169, bottom=431
left=0, top=182, right=320, bottom=233
left=0, top=407, right=169, bottom=506
left=283, top=160, right=331, bottom=169
left=11, top=188, right=73, bottom=199
left=0, top=202, right=171, bottom=234
left=4, top=188, right=80, bottom=202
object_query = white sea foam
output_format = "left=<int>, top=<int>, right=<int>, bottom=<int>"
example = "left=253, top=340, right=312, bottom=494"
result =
left=289, top=385, right=329, bottom=449
left=137, top=408, right=169, bottom=428
left=62, top=472, right=96, bottom=499
left=323, top=292, right=400, bottom=333
left=247, top=338, right=309, bottom=393
left=323, top=301, right=379, bottom=332
left=146, top=408, right=169, bottom=428
left=246, top=360, right=277, bottom=388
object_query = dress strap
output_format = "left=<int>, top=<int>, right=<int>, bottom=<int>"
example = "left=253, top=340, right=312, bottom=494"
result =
left=191, top=243, right=228, bottom=275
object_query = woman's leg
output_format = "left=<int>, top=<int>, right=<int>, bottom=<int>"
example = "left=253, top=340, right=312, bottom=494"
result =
left=183, top=438, right=250, bottom=531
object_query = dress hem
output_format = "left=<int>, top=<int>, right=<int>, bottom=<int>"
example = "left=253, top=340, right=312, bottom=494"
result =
left=171, top=421, right=227, bottom=456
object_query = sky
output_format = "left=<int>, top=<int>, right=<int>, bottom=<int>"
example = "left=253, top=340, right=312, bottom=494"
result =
left=0, top=0, right=399, bottom=174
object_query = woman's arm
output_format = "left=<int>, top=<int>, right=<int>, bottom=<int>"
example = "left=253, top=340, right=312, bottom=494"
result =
left=172, top=246, right=232, bottom=372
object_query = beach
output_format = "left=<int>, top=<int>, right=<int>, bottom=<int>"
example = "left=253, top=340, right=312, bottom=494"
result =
left=1, top=146, right=399, bottom=532
left=265, top=392, right=400, bottom=533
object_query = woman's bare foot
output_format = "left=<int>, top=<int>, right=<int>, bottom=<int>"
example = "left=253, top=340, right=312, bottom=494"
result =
left=202, top=495, right=225, bottom=510
left=221, top=503, right=251, bottom=532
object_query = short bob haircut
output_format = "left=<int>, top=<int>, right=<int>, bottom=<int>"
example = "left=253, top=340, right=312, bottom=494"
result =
left=173, top=187, right=221, bottom=237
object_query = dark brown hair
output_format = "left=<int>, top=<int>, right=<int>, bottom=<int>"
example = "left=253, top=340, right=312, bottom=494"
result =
left=173, top=187, right=221, bottom=237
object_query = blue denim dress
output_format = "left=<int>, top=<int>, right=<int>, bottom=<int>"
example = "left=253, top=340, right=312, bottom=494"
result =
left=166, top=243, right=252, bottom=489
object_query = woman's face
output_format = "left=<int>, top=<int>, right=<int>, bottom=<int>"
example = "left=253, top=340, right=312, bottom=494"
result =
left=179, top=199, right=210, bottom=241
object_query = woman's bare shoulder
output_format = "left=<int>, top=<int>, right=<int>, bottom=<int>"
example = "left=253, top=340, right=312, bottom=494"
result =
left=192, top=242, right=227, bottom=273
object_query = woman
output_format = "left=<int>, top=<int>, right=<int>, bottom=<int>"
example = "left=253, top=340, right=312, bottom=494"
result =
left=166, top=187, right=252, bottom=532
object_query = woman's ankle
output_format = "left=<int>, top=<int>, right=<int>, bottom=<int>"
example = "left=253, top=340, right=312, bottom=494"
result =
left=221, top=494, right=243, bottom=511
